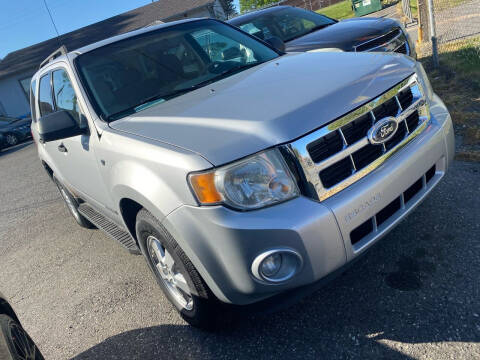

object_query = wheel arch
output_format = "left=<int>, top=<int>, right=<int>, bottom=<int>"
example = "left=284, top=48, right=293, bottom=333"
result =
left=0, top=298, right=19, bottom=323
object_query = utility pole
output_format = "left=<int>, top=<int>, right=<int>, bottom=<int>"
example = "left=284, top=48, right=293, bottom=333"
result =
left=427, top=0, right=439, bottom=67
left=417, top=0, right=429, bottom=45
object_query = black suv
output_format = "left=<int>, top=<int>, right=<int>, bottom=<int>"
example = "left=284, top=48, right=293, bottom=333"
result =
left=229, top=6, right=415, bottom=57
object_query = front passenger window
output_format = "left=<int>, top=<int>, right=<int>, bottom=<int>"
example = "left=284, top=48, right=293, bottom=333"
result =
left=52, top=69, right=84, bottom=126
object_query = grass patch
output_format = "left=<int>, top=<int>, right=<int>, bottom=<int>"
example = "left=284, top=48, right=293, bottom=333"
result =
left=410, top=0, right=418, bottom=18
left=420, top=36, right=480, bottom=146
left=316, top=0, right=355, bottom=20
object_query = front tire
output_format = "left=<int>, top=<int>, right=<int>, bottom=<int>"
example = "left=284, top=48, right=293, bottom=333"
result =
left=136, top=209, right=219, bottom=329
left=0, top=314, right=44, bottom=360
left=54, top=178, right=94, bottom=229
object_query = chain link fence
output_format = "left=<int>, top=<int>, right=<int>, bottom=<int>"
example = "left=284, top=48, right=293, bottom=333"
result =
left=413, top=0, right=480, bottom=64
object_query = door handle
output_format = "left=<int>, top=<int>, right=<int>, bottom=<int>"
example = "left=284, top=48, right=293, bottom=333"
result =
left=58, top=143, right=68, bottom=153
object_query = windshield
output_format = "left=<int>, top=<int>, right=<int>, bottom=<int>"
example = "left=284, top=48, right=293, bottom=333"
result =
left=76, top=19, right=280, bottom=121
left=233, top=7, right=335, bottom=42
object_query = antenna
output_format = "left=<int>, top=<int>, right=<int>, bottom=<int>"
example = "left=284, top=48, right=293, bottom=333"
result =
left=42, top=0, right=62, bottom=47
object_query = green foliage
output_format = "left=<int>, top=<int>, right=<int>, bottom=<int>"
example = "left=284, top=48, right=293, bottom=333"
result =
left=316, top=0, right=355, bottom=19
left=239, top=0, right=279, bottom=13
left=219, top=0, right=237, bottom=17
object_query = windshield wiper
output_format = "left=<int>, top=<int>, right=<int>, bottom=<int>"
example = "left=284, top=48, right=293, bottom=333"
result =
left=107, top=62, right=265, bottom=121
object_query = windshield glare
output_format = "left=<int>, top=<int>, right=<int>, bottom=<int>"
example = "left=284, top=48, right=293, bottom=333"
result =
left=76, top=19, right=279, bottom=120
left=234, top=8, right=335, bottom=42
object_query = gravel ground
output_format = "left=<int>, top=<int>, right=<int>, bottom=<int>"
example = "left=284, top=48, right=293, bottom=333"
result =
left=0, top=142, right=479, bottom=360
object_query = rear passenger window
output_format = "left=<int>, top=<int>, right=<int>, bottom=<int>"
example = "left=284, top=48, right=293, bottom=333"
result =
left=29, top=79, right=37, bottom=121
left=52, top=69, right=83, bottom=125
left=38, top=74, right=54, bottom=116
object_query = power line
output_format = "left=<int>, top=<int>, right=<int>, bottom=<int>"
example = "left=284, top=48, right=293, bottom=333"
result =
left=42, top=0, right=62, bottom=46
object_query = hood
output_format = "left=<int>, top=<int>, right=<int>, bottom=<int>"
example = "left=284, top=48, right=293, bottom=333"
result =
left=286, top=17, right=398, bottom=52
left=109, top=52, right=416, bottom=166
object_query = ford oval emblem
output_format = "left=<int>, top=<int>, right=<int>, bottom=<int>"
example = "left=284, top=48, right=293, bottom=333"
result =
left=368, top=117, right=398, bottom=145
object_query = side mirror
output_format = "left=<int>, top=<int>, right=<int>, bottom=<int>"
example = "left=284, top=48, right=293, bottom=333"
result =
left=266, top=36, right=286, bottom=53
left=37, top=110, right=86, bottom=143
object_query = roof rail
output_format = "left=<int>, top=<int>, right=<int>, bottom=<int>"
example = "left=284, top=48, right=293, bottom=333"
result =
left=39, top=45, right=68, bottom=69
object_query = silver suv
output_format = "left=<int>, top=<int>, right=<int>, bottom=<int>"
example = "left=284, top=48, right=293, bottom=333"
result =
left=30, top=18, right=454, bottom=328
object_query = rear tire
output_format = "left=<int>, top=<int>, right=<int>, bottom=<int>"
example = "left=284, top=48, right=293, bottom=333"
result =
left=54, top=178, right=94, bottom=229
left=136, top=209, right=220, bottom=329
left=0, top=314, right=44, bottom=360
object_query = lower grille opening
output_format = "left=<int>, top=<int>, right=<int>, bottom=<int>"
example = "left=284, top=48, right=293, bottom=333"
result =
left=376, top=197, right=402, bottom=226
left=426, top=165, right=436, bottom=183
left=404, top=177, right=423, bottom=203
left=351, top=219, right=373, bottom=245
left=319, top=157, right=353, bottom=189
left=349, top=164, right=435, bottom=246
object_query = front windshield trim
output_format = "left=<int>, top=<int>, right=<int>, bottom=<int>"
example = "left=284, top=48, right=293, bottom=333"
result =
left=74, top=18, right=282, bottom=123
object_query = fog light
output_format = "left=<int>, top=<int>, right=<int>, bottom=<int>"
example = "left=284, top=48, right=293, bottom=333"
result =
left=251, top=248, right=302, bottom=283
left=260, top=253, right=282, bottom=277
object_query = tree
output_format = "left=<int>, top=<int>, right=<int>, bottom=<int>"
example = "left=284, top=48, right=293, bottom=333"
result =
left=219, top=0, right=237, bottom=18
left=239, top=0, right=279, bottom=13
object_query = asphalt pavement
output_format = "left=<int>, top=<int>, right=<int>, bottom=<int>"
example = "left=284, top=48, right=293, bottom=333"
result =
left=0, top=142, right=479, bottom=359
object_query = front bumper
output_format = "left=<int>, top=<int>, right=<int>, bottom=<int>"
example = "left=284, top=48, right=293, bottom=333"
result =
left=162, top=93, right=454, bottom=305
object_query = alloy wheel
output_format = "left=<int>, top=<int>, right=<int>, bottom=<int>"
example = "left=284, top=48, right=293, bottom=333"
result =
left=147, top=235, right=194, bottom=310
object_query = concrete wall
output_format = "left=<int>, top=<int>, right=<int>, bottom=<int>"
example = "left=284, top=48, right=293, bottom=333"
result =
left=0, top=70, right=33, bottom=117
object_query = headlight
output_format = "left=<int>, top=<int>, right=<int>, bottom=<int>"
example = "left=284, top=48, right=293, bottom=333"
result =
left=189, top=149, right=299, bottom=210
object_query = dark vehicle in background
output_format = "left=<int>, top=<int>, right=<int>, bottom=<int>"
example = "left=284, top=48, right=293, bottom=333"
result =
left=0, top=116, right=32, bottom=148
left=229, top=6, right=415, bottom=57
left=0, top=292, right=44, bottom=359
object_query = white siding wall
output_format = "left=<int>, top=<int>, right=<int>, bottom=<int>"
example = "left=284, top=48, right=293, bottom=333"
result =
left=0, top=70, right=33, bottom=117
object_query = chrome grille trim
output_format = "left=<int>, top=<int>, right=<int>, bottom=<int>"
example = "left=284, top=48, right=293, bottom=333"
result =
left=354, top=28, right=409, bottom=55
left=287, top=74, right=430, bottom=202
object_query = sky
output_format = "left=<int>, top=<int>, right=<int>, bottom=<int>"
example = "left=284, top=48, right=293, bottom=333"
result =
left=0, top=0, right=241, bottom=59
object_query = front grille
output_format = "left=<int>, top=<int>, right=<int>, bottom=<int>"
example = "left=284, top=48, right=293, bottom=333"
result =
left=354, top=28, right=409, bottom=55
left=288, top=74, right=430, bottom=202
left=396, top=43, right=408, bottom=54
left=307, top=131, right=343, bottom=163
left=350, top=164, right=437, bottom=246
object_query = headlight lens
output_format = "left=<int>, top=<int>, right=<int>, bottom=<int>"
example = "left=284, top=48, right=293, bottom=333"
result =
left=189, top=149, right=299, bottom=210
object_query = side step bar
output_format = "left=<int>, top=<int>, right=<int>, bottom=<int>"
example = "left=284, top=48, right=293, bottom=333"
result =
left=78, top=204, right=140, bottom=255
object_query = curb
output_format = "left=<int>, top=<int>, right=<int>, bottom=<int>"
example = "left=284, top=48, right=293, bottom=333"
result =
left=455, top=150, right=480, bottom=162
